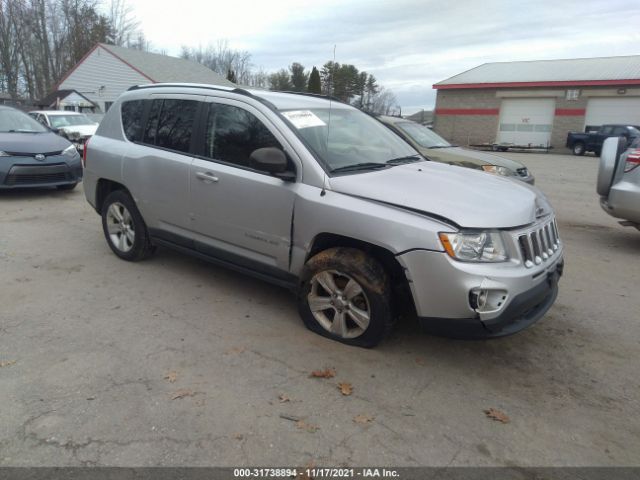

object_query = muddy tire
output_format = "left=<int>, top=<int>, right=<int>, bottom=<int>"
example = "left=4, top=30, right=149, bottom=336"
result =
left=572, top=142, right=585, bottom=156
left=298, top=247, right=393, bottom=348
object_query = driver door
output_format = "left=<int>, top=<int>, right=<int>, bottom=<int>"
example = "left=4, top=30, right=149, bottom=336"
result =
left=189, top=98, right=297, bottom=279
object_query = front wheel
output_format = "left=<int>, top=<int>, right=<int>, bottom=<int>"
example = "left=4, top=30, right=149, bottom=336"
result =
left=101, top=190, right=155, bottom=261
left=298, top=247, right=393, bottom=348
left=572, top=142, right=585, bottom=156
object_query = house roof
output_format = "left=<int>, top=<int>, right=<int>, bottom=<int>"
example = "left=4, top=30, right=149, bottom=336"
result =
left=98, top=44, right=234, bottom=86
left=434, top=55, right=640, bottom=89
left=38, top=89, right=96, bottom=107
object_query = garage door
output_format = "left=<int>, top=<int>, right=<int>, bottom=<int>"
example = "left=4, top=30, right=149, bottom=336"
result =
left=584, top=97, right=640, bottom=130
left=497, top=98, right=555, bottom=146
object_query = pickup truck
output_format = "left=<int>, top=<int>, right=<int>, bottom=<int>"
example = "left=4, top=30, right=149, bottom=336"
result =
left=566, top=124, right=640, bottom=156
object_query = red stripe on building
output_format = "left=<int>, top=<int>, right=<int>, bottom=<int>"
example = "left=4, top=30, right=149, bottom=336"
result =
left=435, top=108, right=499, bottom=115
left=555, top=108, right=586, bottom=116
left=433, top=79, right=640, bottom=89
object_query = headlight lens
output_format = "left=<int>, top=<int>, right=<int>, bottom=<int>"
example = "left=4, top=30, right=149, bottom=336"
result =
left=62, top=145, right=79, bottom=158
left=439, top=231, right=508, bottom=262
left=482, top=165, right=513, bottom=176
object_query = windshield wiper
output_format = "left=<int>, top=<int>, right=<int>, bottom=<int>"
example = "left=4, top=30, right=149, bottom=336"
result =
left=386, top=154, right=422, bottom=165
left=7, top=129, right=42, bottom=133
left=427, top=145, right=452, bottom=149
left=330, top=162, right=389, bottom=173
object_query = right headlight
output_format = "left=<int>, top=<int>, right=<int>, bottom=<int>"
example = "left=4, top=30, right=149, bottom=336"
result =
left=482, top=165, right=513, bottom=176
left=438, top=231, right=508, bottom=263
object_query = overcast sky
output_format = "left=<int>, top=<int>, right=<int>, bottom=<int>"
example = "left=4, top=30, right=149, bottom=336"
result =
left=129, top=0, right=640, bottom=115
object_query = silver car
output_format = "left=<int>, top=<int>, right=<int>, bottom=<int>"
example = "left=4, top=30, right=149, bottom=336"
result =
left=83, top=84, right=564, bottom=347
left=598, top=136, right=640, bottom=230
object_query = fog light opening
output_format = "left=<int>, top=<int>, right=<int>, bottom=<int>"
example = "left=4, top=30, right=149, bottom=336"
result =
left=469, top=288, right=508, bottom=314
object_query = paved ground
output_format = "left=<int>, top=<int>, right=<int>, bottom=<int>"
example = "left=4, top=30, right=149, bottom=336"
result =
left=0, top=153, right=638, bottom=467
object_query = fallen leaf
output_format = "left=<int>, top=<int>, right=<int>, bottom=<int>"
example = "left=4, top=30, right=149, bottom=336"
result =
left=279, top=394, right=290, bottom=403
left=0, top=360, right=16, bottom=368
left=225, top=346, right=246, bottom=355
left=484, top=408, right=510, bottom=424
left=295, top=420, right=319, bottom=433
left=171, top=389, right=197, bottom=400
left=338, top=382, right=352, bottom=396
left=309, top=368, right=336, bottom=379
left=234, top=433, right=244, bottom=440
left=164, top=371, right=178, bottom=383
left=415, top=357, right=426, bottom=366
left=353, top=414, right=374, bottom=424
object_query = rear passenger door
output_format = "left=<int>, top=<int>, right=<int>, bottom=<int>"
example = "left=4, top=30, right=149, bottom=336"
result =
left=121, top=95, right=202, bottom=242
left=189, top=98, right=297, bottom=278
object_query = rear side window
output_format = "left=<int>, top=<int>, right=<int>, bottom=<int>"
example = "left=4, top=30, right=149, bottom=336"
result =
left=121, top=100, right=146, bottom=142
left=156, top=99, right=199, bottom=153
left=203, top=103, right=281, bottom=168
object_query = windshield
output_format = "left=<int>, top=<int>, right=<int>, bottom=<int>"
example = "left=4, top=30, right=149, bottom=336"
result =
left=48, top=114, right=93, bottom=128
left=281, top=108, right=418, bottom=172
left=0, top=108, right=48, bottom=133
left=396, top=122, right=452, bottom=148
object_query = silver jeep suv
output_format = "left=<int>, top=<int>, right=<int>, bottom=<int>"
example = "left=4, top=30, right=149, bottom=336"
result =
left=83, top=83, right=564, bottom=347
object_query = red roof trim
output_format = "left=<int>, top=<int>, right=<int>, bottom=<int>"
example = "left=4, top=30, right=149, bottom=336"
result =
left=99, top=44, right=155, bottom=83
left=435, top=108, right=499, bottom=116
left=433, top=79, right=640, bottom=89
left=555, top=108, right=586, bottom=116
left=53, top=44, right=101, bottom=90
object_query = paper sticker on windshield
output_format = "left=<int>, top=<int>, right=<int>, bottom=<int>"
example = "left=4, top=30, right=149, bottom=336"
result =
left=282, top=110, right=326, bottom=129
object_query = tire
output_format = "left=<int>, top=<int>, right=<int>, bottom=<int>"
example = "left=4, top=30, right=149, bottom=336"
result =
left=298, top=247, right=393, bottom=348
left=597, top=137, right=627, bottom=196
left=572, top=142, right=585, bottom=156
left=56, top=182, right=77, bottom=191
left=101, top=190, right=155, bottom=261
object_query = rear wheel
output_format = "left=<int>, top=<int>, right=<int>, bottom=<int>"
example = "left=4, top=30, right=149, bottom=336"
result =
left=572, top=142, right=585, bottom=156
left=101, top=190, right=155, bottom=261
left=298, top=247, right=393, bottom=348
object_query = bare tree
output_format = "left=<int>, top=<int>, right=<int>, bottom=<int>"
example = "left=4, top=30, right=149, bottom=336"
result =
left=107, top=0, right=139, bottom=46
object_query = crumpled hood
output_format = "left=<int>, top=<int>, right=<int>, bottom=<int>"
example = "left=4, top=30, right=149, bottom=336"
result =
left=58, top=124, right=98, bottom=137
left=0, top=132, right=72, bottom=154
left=329, top=161, right=550, bottom=229
left=422, top=146, right=527, bottom=172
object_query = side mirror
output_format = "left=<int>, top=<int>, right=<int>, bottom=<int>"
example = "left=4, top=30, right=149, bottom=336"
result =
left=49, top=126, right=59, bottom=134
left=249, top=147, right=294, bottom=180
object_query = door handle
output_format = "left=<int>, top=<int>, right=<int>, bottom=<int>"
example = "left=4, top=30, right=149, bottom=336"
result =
left=195, top=171, right=219, bottom=183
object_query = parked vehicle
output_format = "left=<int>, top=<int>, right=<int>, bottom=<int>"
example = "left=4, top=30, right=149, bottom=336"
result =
left=83, top=84, right=563, bottom=347
left=29, top=110, right=98, bottom=151
left=566, top=124, right=640, bottom=156
left=0, top=106, right=82, bottom=190
left=597, top=136, right=640, bottom=230
left=378, top=116, right=535, bottom=184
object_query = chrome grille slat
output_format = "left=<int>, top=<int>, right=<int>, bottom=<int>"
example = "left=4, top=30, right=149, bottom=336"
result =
left=517, top=217, right=560, bottom=268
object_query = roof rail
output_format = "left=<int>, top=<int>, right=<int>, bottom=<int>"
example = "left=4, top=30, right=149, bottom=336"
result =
left=125, top=83, right=278, bottom=110
left=276, top=90, right=346, bottom=104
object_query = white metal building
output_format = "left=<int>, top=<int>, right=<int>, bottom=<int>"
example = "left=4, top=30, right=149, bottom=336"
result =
left=433, top=55, right=640, bottom=149
left=55, top=43, right=234, bottom=113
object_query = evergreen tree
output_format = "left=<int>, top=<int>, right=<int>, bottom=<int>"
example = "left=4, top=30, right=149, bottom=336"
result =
left=289, top=62, right=308, bottom=92
left=307, top=66, right=321, bottom=94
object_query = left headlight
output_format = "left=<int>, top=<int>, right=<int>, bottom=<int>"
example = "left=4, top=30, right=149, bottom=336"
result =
left=438, top=231, right=508, bottom=263
left=62, top=144, right=79, bottom=158
left=482, top=165, right=513, bottom=176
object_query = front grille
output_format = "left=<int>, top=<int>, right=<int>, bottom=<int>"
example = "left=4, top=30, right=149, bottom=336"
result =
left=517, top=167, right=529, bottom=177
left=3, top=150, right=63, bottom=157
left=4, top=163, right=71, bottom=186
left=517, top=218, right=560, bottom=268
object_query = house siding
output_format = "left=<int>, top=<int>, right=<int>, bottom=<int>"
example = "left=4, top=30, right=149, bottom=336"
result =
left=58, top=46, right=149, bottom=112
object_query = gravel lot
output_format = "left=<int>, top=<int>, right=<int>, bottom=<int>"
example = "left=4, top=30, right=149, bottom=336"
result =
left=1, top=153, right=638, bottom=467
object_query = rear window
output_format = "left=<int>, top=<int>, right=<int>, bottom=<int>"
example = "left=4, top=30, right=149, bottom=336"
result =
left=121, top=100, right=146, bottom=142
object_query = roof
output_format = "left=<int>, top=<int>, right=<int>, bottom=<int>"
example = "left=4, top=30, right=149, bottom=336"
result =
left=434, top=55, right=640, bottom=89
left=30, top=110, right=85, bottom=116
left=38, top=89, right=95, bottom=107
left=97, top=44, right=234, bottom=86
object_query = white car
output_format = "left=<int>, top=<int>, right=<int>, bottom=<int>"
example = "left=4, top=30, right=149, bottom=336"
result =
left=29, top=110, right=98, bottom=151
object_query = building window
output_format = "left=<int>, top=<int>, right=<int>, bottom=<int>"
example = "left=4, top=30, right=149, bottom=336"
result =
left=566, top=89, right=580, bottom=101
